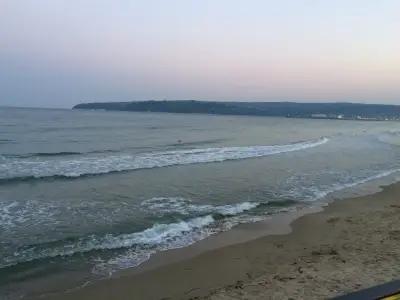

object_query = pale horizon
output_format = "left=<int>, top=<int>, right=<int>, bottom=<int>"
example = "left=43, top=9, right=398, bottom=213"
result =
left=1, top=0, right=399, bottom=108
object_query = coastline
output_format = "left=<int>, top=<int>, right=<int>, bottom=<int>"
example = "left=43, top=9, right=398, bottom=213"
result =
left=31, top=180, right=400, bottom=300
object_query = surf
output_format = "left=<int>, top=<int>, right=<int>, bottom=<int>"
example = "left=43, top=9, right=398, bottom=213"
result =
left=0, top=137, right=329, bottom=182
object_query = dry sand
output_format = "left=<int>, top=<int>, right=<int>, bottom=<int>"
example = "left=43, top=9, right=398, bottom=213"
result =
left=38, top=183, right=400, bottom=300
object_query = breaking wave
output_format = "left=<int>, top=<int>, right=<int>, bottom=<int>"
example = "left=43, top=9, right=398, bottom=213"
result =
left=141, top=197, right=259, bottom=216
left=2, top=167, right=398, bottom=275
left=0, top=201, right=261, bottom=272
left=310, top=169, right=400, bottom=200
left=0, top=137, right=329, bottom=182
left=283, top=168, right=400, bottom=202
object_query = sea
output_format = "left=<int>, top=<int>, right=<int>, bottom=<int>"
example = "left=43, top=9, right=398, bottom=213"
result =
left=1, top=107, right=400, bottom=298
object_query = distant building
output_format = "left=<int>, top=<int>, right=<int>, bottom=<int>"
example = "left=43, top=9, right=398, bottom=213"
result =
left=311, top=114, right=327, bottom=118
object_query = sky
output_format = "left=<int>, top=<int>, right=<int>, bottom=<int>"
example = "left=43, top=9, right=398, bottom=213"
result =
left=0, top=0, right=399, bottom=108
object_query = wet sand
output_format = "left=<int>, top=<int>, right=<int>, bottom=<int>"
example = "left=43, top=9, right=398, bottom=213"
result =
left=37, top=183, right=400, bottom=300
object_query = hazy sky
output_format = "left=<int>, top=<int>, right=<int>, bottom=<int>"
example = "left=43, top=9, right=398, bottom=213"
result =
left=1, top=0, right=399, bottom=108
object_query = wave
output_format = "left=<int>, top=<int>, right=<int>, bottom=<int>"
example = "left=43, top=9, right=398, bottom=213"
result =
left=0, top=139, right=15, bottom=143
left=0, top=201, right=260, bottom=270
left=0, top=200, right=58, bottom=229
left=0, top=201, right=24, bottom=228
left=0, top=137, right=329, bottom=182
left=377, top=131, right=400, bottom=147
left=2, top=167, right=398, bottom=274
left=284, top=168, right=400, bottom=202
left=4, top=152, right=83, bottom=158
left=2, top=149, right=122, bottom=159
left=310, top=168, right=400, bottom=200
left=141, top=197, right=259, bottom=216
left=2, top=139, right=229, bottom=159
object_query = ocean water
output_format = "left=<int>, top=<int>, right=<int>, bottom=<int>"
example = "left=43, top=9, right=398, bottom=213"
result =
left=1, top=107, right=400, bottom=297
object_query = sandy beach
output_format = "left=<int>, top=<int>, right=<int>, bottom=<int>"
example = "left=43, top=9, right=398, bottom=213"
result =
left=31, top=181, right=400, bottom=300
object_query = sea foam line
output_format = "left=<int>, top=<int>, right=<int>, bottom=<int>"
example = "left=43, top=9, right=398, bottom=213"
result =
left=0, top=137, right=329, bottom=181
left=308, top=169, right=400, bottom=201
left=2, top=167, right=398, bottom=274
left=0, top=201, right=260, bottom=269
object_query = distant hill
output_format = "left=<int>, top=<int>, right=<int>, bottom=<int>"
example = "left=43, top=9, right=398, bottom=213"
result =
left=73, top=101, right=400, bottom=120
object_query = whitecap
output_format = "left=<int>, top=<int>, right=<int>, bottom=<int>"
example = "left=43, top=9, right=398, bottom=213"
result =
left=0, top=137, right=329, bottom=181
left=140, top=197, right=259, bottom=216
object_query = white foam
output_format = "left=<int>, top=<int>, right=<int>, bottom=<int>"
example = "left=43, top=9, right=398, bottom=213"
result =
left=92, top=214, right=265, bottom=276
left=1, top=215, right=215, bottom=268
left=141, top=197, right=259, bottom=216
left=0, top=137, right=329, bottom=180
left=92, top=250, right=154, bottom=276
left=1, top=197, right=262, bottom=272
left=3, top=167, right=398, bottom=275
left=0, top=201, right=20, bottom=228
left=284, top=168, right=400, bottom=202
left=0, top=200, right=56, bottom=229
left=378, top=131, right=400, bottom=146
left=312, top=169, right=400, bottom=200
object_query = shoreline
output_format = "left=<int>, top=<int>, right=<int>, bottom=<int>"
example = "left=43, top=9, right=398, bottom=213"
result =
left=30, top=179, right=400, bottom=300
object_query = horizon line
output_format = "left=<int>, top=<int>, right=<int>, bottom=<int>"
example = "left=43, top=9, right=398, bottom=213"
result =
left=2, top=99, right=400, bottom=110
